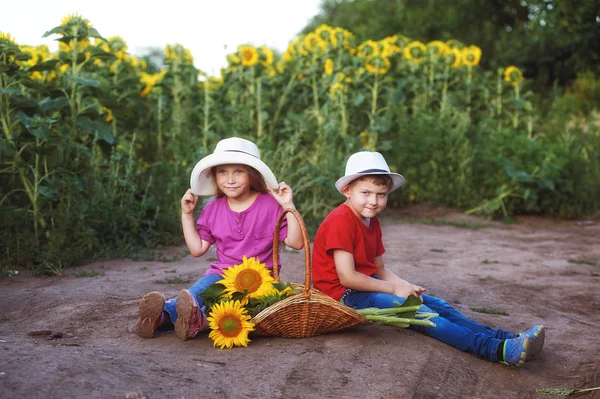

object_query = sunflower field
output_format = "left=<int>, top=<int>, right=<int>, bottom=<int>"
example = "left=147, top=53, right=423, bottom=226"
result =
left=1, top=14, right=599, bottom=273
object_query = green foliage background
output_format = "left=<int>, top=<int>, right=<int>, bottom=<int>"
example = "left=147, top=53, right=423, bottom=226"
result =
left=1, top=5, right=599, bottom=274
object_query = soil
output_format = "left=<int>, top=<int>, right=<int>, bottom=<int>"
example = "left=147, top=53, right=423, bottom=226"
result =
left=1, top=206, right=599, bottom=399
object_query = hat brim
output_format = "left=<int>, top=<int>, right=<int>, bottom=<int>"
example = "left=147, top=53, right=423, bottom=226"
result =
left=190, top=152, right=279, bottom=196
left=335, top=172, right=405, bottom=194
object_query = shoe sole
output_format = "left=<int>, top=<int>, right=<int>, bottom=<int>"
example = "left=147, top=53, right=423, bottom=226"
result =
left=530, top=325, right=545, bottom=357
left=174, top=289, right=196, bottom=341
left=136, top=292, right=165, bottom=339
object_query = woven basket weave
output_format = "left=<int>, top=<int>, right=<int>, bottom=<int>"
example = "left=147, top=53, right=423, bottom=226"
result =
left=250, top=209, right=371, bottom=337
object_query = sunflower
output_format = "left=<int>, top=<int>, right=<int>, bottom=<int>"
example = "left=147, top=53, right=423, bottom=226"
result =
left=259, top=45, right=274, bottom=67
left=357, top=40, right=379, bottom=59
left=365, top=55, right=391, bottom=75
left=328, top=82, right=345, bottom=99
left=324, top=58, right=334, bottom=75
left=504, top=66, right=523, bottom=86
left=315, top=24, right=336, bottom=47
left=427, top=40, right=450, bottom=57
left=447, top=48, right=462, bottom=68
left=138, top=69, right=167, bottom=96
left=0, top=31, right=16, bottom=44
left=238, top=45, right=258, bottom=67
left=207, top=300, right=255, bottom=349
left=403, top=41, right=426, bottom=63
left=220, top=256, right=277, bottom=301
left=461, top=45, right=482, bottom=67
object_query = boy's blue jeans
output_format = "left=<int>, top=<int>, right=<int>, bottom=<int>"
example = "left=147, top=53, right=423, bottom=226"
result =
left=163, top=273, right=223, bottom=325
left=343, top=291, right=517, bottom=362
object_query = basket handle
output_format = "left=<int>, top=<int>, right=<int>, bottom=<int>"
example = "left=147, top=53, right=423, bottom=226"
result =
left=272, top=208, right=311, bottom=296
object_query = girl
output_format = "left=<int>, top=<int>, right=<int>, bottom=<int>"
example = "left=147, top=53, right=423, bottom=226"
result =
left=136, top=137, right=303, bottom=340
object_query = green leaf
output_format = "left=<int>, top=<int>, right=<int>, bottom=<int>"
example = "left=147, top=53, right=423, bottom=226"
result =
left=75, top=116, right=115, bottom=144
left=65, top=75, right=100, bottom=88
left=0, top=88, right=21, bottom=96
left=353, top=93, right=365, bottom=107
left=27, top=59, right=60, bottom=72
left=88, top=28, right=104, bottom=40
left=39, top=97, right=69, bottom=113
left=42, top=26, right=65, bottom=37
left=539, top=178, right=555, bottom=191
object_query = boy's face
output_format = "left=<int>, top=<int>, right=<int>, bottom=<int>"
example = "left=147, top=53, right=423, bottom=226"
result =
left=342, top=178, right=389, bottom=219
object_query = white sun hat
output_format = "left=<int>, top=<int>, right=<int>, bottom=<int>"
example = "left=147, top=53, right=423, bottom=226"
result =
left=335, top=151, right=405, bottom=194
left=190, top=137, right=279, bottom=196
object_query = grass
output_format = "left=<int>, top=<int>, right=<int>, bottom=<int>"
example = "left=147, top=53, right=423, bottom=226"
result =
left=592, top=273, right=600, bottom=277
left=153, top=276, right=191, bottom=284
left=419, top=218, right=490, bottom=230
left=430, top=248, right=445, bottom=253
left=482, top=259, right=499, bottom=264
left=164, top=269, right=177, bottom=273
left=139, top=266, right=148, bottom=271
left=206, top=257, right=217, bottom=262
left=0, top=316, right=9, bottom=323
left=567, top=258, right=597, bottom=266
left=470, top=307, right=509, bottom=316
left=72, top=269, right=105, bottom=278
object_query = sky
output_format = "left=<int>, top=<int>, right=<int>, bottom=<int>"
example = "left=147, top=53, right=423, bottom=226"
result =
left=1, top=0, right=322, bottom=74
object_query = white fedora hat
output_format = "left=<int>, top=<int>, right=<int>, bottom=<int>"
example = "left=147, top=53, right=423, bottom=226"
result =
left=335, top=151, right=405, bottom=194
left=190, top=137, right=279, bottom=196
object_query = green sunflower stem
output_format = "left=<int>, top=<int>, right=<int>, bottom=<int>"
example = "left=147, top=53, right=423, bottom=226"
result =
left=512, top=83, right=520, bottom=130
left=466, top=65, right=472, bottom=114
left=256, top=76, right=262, bottom=139
left=365, top=315, right=437, bottom=328
left=357, top=305, right=422, bottom=315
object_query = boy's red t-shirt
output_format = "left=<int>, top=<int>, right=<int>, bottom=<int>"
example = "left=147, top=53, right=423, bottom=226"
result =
left=312, top=204, right=385, bottom=301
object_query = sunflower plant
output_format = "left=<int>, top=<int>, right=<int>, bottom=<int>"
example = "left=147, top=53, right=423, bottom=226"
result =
left=200, top=256, right=297, bottom=349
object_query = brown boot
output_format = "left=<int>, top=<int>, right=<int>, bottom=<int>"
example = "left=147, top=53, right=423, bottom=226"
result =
left=174, top=289, right=208, bottom=341
left=136, top=292, right=166, bottom=339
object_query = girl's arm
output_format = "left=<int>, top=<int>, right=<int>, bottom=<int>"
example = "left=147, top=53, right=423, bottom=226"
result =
left=270, top=182, right=304, bottom=250
left=334, top=250, right=423, bottom=299
left=181, top=189, right=212, bottom=257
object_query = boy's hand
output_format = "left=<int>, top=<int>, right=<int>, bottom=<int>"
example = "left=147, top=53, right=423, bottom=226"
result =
left=181, top=189, right=198, bottom=215
left=393, top=284, right=424, bottom=301
left=269, top=182, right=296, bottom=210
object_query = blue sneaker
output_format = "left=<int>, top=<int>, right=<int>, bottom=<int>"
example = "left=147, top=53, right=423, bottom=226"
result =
left=501, top=334, right=531, bottom=366
left=520, top=325, right=545, bottom=357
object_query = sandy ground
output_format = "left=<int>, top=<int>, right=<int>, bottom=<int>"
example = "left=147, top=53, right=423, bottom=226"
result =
left=1, top=207, right=599, bottom=399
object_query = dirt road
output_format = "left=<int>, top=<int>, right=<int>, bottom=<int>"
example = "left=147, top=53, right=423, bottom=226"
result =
left=1, top=207, right=599, bottom=399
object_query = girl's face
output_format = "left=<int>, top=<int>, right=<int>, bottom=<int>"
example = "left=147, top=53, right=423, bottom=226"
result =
left=342, top=178, right=389, bottom=220
left=214, top=164, right=252, bottom=200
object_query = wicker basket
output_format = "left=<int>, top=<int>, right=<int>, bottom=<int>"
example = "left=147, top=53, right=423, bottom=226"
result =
left=250, top=209, right=371, bottom=337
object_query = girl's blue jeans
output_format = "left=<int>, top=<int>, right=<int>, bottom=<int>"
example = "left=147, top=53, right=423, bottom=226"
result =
left=163, top=273, right=223, bottom=325
left=343, top=291, right=517, bottom=362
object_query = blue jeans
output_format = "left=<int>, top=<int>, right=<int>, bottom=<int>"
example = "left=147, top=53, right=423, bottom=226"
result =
left=163, top=273, right=223, bottom=325
left=343, top=292, right=517, bottom=362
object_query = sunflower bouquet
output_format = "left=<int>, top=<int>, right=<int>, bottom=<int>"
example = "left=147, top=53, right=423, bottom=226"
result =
left=199, top=256, right=297, bottom=349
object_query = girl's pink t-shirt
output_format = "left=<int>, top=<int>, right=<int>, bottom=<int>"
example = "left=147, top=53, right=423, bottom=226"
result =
left=196, top=192, right=288, bottom=275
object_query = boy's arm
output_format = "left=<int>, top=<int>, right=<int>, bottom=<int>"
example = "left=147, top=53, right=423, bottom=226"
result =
left=374, top=256, right=426, bottom=299
left=333, top=250, right=420, bottom=298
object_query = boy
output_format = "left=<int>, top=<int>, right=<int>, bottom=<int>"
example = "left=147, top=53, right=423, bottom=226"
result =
left=311, top=151, right=545, bottom=366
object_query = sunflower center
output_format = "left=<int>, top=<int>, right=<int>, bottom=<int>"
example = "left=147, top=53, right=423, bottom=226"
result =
left=234, top=269, right=262, bottom=293
left=242, top=50, right=254, bottom=62
left=219, top=315, right=244, bottom=337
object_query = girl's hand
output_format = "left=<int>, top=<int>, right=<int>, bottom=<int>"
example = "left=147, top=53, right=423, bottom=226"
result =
left=269, top=182, right=295, bottom=210
left=181, top=189, right=198, bottom=215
